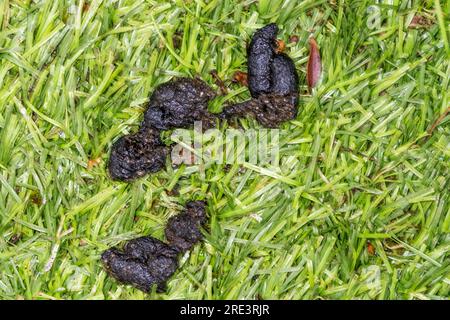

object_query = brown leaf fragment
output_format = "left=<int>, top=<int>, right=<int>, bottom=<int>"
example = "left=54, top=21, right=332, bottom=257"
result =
left=232, top=71, right=248, bottom=87
left=307, top=37, right=321, bottom=90
left=210, top=69, right=228, bottom=95
left=367, top=242, right=376, bottom=256
left=8, top=234, right=22, bottom=245
left=289, top=35, right=299, bottom=44
left=409, top=14, right=433, bottom=28
left=172, top=32, right=183, bottom=49
left=275, top=39, right=286, bottom=53
left=87, top=157, right=101, bottom=170
left=427, top=106, right=450, bottom=136
left=30, top=192, right=43, bottom=206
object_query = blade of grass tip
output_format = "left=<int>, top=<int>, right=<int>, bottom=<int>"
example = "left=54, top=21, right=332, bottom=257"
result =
left=243, top=163, right=300, bottom=186
left=0, top=49, right=39, bottom=76
left=304, top=130, right=321, bottom=188
left=80, top=0, right=105, bottom=34
left=66, top=185, right=125, bottom=218
left=150, top=14, right=192, bottom=69
left=358, top=233, right=392, bottom=239
left=371, top=56, right=427, bottom=96
left=434, top=0, right=450, bottom=57
left=392, top=237, right=442, bottom=267
left=315, top=236, right=336, bottom=277
left=427, top=106, right=450, bottom=136
left=24, top=100, right=66, bottom=132
left=0, top=174, right=21, bottom=203
left=373, top=240, right=393, bottom=274
left=23, top=21, right=65, bottom=58
left=82, top=64, right=124, bottom=110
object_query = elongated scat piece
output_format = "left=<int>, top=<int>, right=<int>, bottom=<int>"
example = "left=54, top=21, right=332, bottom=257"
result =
left=165, top=200, right=207, bottom=252
left=252, top=94, right=298, bottom=127
left=247, top=23, right=278, bottom=98
left=101, top=201, right=207, bottom=292
left=143, top=78, right=217, bottom=130
left=225, top=23, right=299, bottom=127
left=221, top=94, right=297, bottom=128
left=107, top=126, right=168, bottom=182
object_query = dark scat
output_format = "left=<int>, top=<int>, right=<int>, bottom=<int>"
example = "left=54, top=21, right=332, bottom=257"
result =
left=101, top=201, right=207, bottom=292
left=246, top=24, right=298, bottom=100
left=108, top=24, right=298, bottom=183
left=223, top=24, right=299, bottom=127
left=165, top=200, right=207, bottom=252
left=103, top=23, right=299, bottom=293
left=270, top=53, right=299, bottom=105
left=101, top=237, right=178, bottom=292
left=247, top=23, right=278, bottom=98
left=108, top=126, right=168, bottom=182
left=221, top=93, right=297, bottom=128
left=143, top=78, right=216, bottom=130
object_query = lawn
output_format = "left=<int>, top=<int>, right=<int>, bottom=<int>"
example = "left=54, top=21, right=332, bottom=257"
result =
left=0, top=0, right=449, bottom=300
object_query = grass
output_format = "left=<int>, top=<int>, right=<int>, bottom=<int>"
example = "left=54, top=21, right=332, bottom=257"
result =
left=0, top=0, right=449, bottom=300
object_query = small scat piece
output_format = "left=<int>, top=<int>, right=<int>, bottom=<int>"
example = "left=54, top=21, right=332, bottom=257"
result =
left=143, top=78, right=216, bottom=130
left=101, top=201, right=207, bottom=292
left=165, top=201, right=207, bottom=252
left=108, top=127, right=168, bottom=182
left=101, top=237, right=178, bottom=292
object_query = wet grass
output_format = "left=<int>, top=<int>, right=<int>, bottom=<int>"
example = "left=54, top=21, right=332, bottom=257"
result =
left=0, top=0, right=449, bottom=299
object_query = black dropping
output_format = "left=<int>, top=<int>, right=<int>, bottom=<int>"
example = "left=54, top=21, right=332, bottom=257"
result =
left=223, top=23, right=299, bottom=127
left=101, top=237, right=178, bottom=292
left=143, top=78, right=216, bottom=130
left=101, top=201, right=207, bottom=292
left=108, top=24, right=299, bottom=183
left=270, top=53, right=299, bottom=105
left=221, top=94, right=298, bottom=128
left=107, top=126, right=168, bottom=182
left=165, top=200, right=208, bottom=252
left=247, top=23, right=279, bottom=97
